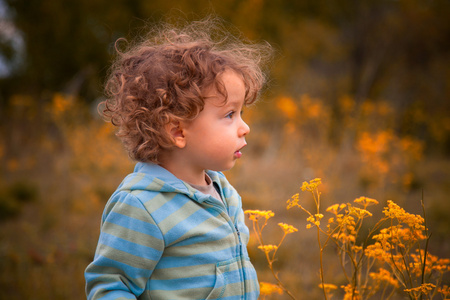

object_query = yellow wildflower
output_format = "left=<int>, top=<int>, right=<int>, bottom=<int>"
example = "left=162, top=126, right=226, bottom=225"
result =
left=354, top=196, right=378, bottom=207
left=435, top=258, right=450, bottom=273
left=352, top=245, right=363, bottom=253
left=260, top=282, right=283, bottom=296
left=258, top=245, right=278, bottom=254
left=383, top=200, right=425, bottom=231
left=306, top=214, right=323, bottom=227
left=369, top=268, right=399, bottom=288
left=278, top=223, right=298, bottom=234
left=365, top=242, right=391, bottom=262
left=300, top=178, right=322, bottom=192
left=244, top=210, right=275, bottom=221
left=348, top=206, right=372, bottom=218
left=438, top=285, right=450, bottom=298
left=319, top=283, right=338, bottom=294
left=404, top=283, right=436, bottom=296
left=326, top=204, right=340, bottom=215
left=396, top=228, right=426, bottom=242
left=286, top=193, right=300, bottom=210
left=333, top=232, right=356, bottom=243
left=409, top=250, right=450, bottom=276
left=341, top=284, right=361, bottom=300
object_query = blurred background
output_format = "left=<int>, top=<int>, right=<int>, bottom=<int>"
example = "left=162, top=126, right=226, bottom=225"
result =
left=0, top=0, right=449, bottom=299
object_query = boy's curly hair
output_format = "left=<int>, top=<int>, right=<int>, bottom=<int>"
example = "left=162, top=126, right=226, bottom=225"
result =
left=101, top=18, right=272, bottom=163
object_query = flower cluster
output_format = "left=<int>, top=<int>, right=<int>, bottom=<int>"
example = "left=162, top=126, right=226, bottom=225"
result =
left=410, top=250, right=450, bottom=276
left=318, top=283, right=338, bottom=298
left=404, top=283, right=436, bottom=297
left=247, top=177, right=450, bottom=300
left=383, top=200, right=425, bottom=231
left=306, top=214, right=323, bottom=228
left=286, top=193, right=300, bottom=210
left=299, top=179, right=449, bottom=299
left=437, top=285, right=450, bottom=298
left=369, top=268, right=399, bottom=288
left=365, top=242, right=394, bottom=262
left=260, top=282, right=283, bottom=297
left=258, top=244, right=278, bottom=254
left=244, top=209, right=274, bottom=222
left=318, top=283, right=338, bottom=292
left=244, top=209, right=298, bottom=299
left=341, top=283, right=361, bottom=300
left=353, top=196, right=379, bottom=208
left=300, top=178, right=322, bottom=192
left=278, top=223, right=298, bottom=234
left=326, top=203, right=347, bottom=215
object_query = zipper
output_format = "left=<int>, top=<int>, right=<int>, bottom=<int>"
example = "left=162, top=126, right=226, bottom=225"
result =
left=234, top=223, right=246, bottom=299
left=204, top=200, right=243, bottom=254
left=235, top=224, right=243, bottom=253
left=204, top=199, right=247, bottom=297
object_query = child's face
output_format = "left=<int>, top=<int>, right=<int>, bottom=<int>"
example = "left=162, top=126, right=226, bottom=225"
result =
left=181, top=70, right=250, bottom=172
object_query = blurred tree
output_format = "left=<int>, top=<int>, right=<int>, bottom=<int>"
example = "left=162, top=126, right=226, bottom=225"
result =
left=0, top=0, right=230, bottom=105
left=1, top=0, right=147, bottom=104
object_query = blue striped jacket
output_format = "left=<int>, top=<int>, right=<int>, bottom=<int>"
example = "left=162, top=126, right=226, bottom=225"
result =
left=85, top=162, right=259, bottom=299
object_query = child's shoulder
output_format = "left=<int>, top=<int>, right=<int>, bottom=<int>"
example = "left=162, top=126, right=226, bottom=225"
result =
left=107, top=163, right=194, bottom=208
left=101, top=167, right=182, bottom=221
left=117, top=162, right=186, bottom=193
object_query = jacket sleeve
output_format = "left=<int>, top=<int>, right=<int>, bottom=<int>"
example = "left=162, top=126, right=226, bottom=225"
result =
left=85, top=192, right=164, bottom=299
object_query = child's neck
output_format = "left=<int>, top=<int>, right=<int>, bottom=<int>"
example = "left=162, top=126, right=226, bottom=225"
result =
left=158, top=152, right=208, bottom=186
left=162, top=164, right=207, bottom=186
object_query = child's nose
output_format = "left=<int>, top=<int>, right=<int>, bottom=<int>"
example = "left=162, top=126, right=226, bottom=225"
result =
left=238, top=120, right=250, bottom=137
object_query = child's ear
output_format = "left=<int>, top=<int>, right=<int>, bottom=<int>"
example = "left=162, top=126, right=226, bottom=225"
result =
left=166, top=121, right=186, bottom=149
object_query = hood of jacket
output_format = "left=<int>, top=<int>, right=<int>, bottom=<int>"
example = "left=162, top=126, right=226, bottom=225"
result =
left=117, top=162, right=231, bottom=205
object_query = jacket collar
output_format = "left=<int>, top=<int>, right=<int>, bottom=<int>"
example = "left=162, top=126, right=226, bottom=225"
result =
left=119, top=162, right=223, bottom=204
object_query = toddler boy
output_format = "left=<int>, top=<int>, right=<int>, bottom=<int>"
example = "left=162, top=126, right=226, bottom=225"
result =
left=85, top=19, right=270, bottom=299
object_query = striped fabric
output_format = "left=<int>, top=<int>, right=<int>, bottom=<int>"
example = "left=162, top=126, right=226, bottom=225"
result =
left=85, top=162, right=259, bottom=299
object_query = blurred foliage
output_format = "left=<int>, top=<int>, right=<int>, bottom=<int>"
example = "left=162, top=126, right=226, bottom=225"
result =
left=1, top=0, right=449, bottom=153
left=0, top=180, right=37, bottom=220
left=0, top=1, right=449, bottom=299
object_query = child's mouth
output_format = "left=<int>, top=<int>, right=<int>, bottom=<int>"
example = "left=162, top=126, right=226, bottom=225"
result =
left=235, top=143, right=246, bottom=159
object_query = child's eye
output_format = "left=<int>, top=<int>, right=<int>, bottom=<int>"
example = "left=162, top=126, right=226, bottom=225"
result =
left=225, top=111, right=235, bottom=119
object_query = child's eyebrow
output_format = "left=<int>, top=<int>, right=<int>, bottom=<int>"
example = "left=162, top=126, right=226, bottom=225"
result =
left=224, top=98, right=245, bottom=108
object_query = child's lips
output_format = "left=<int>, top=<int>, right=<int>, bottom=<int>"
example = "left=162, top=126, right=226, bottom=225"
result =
left=234, top=144, right=247, bottom=158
